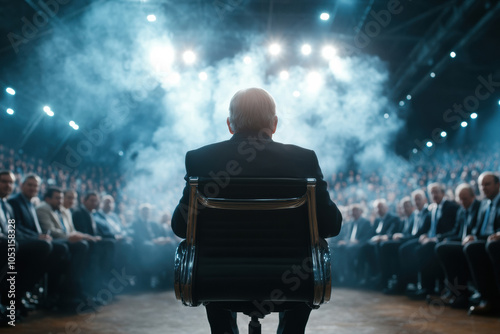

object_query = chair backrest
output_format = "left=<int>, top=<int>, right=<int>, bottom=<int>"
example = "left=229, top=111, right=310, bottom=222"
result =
left=174, top=177, right=331, bottom=312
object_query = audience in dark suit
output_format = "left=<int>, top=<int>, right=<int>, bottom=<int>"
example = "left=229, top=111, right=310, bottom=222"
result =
left=434, top=183, right=480, bottom=308
left=463, top=172, right=500, bottom=315
left=0, top=171, right=52, bottom=323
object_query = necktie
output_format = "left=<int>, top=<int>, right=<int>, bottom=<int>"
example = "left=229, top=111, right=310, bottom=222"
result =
left=1, top=200, right=9, bottom=233
left=375, top=220, right=383, bottom=234
left=429, top=205, right=439, bottom=237
left=481, top=201, right=493, bottom=235
left=412, top=212, right=420, bottom=235
left=350, top=222, right=358, bottom=241
left=29, top=202, right=42, bottom=234
left=57, top=210, right=67, bottom=233
left=461, top=210, right=469, bottom=240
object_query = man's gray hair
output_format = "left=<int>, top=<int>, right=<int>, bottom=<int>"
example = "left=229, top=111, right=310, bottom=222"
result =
left=228, top=87, right=276, bottom=133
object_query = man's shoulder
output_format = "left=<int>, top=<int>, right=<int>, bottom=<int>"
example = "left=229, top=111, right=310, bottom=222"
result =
left=36, top=201, right=52, bottom=212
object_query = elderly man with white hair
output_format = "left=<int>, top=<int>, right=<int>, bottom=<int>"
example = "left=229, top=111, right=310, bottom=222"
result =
left=172, top=87, right=342, bottom=334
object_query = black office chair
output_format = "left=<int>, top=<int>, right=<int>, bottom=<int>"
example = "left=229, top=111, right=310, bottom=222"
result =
left=174, top=177, right=332, bottom=334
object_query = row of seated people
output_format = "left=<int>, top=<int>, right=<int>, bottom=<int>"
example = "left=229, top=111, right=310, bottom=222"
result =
left=0, top=170, right=178, bottom=324
left=331, top=171, right=500, bottom=316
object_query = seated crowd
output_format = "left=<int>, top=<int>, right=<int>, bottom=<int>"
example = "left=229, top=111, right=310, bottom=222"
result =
left=0, top=167, right=179, bottom=324
left=331, top=172, right=500, bottom=317
left=1, top=142, right=500, bottom=324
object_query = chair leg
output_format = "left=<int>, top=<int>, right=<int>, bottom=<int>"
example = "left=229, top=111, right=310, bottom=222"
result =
left=249, top=316, right=261, bottom=334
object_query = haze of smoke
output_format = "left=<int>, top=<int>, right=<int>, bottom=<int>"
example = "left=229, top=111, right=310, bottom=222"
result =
left=24, top=1, right=406, bottom=216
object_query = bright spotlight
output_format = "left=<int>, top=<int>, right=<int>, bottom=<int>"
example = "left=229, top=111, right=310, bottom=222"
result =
left=150, top=46, right=175, bottom=72
left=430, top=72, right=436, bottom=78
left=293, top=91, right=301, bottom=98
left=243, top=56, right=252, bottom=64
left=6, top=108, right=14, bottom=115
left=399, top=101, right=405, bottom=107
left=269, top=43, right=281, bottom=56
left=426, top=141, right=433, bottom=148
left=461, top=121, right=468, bottom=128
left=147, top=14, right=156, bottom=22
left=183, top=50, right=196, bottom=65
left=198, top=72, right=208, bottom=81
left=498, top=100, right=500, bottom=106
left=280, top=71, right=289, bottom=80
left=440, top=131, right=447, bottom=138
left=46, top=110, right=54, bottom=117
left=320, top=13, right=330, bottom=21
left=321, top=45, right=336, bottom=60
left=306, top=71, right=323, bottom=90
left=301, top=44, right=312, bottom=56
left=450, top=51, right=456, bottom=58
left=43, top=106, right=51, bottom=113
left=69, top=121, right=79, bottom=130
left=470, top=112, right=478, bottom=119
left=406, top=94, right=412, bottom=100
left=6, top=87, right=15, bottom=95
left=384, top=113, right=389, bottom=119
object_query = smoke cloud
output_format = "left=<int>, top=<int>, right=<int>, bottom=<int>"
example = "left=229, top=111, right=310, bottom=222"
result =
left=17, top=1, right=406, bottom=214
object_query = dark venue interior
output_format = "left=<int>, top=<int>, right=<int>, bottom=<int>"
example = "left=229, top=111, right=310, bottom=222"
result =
left=1, top=0, right=500, bottom=333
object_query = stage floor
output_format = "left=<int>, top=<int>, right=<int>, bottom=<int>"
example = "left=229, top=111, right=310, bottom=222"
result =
left=9, top=288, right=500, bottom=333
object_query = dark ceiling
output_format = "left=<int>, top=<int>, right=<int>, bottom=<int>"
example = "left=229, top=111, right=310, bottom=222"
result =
left=0, top=0, right=499, bottom=162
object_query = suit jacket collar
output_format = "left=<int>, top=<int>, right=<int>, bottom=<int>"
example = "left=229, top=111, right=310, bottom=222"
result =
left=230, top=132, right=273, bottom=142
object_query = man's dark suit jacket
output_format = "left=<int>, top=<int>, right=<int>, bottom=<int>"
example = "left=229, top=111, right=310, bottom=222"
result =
left=473, top=197, right=500, bottom=239
left=8, top=193, right=41, bottom=240
left=441, top=199, right=480, bottom=241
left=372, top=213, right=401, bottom=238
left=425, top=199, right=459, bottom=241
left=72, top=205, right=97, bottom=236
left=172, top=132, right=342, bottom=239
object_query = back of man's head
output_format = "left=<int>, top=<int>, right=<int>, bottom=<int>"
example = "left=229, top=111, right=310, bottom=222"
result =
left=228, top=87, right=277, bottom=134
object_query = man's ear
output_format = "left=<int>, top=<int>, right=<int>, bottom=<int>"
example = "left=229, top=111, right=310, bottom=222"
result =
left=227, top=117, right=235, bottom=134
left=271, top=116, right=278, bottom=134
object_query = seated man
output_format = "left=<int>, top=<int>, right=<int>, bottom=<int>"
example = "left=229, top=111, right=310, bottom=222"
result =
left=171, top=87, right=342, bottom=334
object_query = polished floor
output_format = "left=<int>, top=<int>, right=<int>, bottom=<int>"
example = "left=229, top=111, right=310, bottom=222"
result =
left=7, top=288, right=500, bottom=333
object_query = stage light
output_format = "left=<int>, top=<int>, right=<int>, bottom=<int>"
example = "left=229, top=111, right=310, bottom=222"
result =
left=384, top=113, right=389, bottom=119
left=461, top=121, right=468, bottom=128
left=6, top=108, right=14, bottom=115
left=293, top=91, right=301, bottom=98
left=306, top=71, right=323, bottom=90
left=43, top=106, right=51, bottom=113
left=399, top=101, right=405, bottom=107
left=183, top=50, right=196, bottom=65
left=269, top=43, right=281, bottom=56
left=118, top=151, right=124, bottom=157
left=301, top=44, right=312, bottom=56
left=440, top=131, right=447, bottom=138
left=198, top=72, right=208, bottom=81
left=406, top=94, right=412, bottom=100
left=6, top=87, right=15, bottom=95
left=430, top=72, right=436, bottom=78
left=243, top=56, right=252, bottom=64
left=147, top=14, right=156, bottom=22
left=321, top=45, right=336, bottom=60
left=450, top=51, right=456, bottom=58
left=412, top=148, right=418, bottom=154
left=46, top=110, right=54, bottom=117
left=498, top=100, right=500, bottom=106
left=470, top=112, right=478, bottom=119
left=150, top=46, right=175, bottom=72
left=320, top=13, right=330, bottom=21
left=426, top=141, right=433, bottom=148
left=280, top=71, right=289, bottom=80
left=69, top=121, right=79, bottom=130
